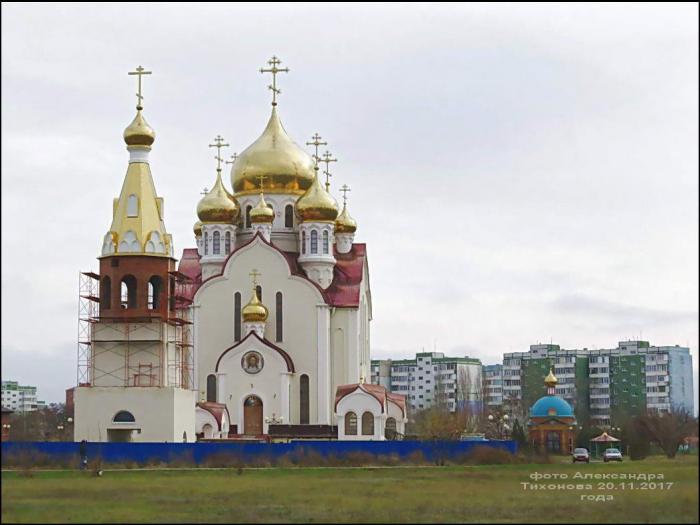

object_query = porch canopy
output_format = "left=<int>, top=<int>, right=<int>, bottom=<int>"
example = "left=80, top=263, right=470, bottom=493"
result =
left=591, top=432, right=620, bottom=443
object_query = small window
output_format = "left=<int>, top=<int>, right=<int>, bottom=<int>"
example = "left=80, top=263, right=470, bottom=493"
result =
left=256, top=285, right=262, bottom=301
left=245, top=205, right=252, bottom=229
left=213, top=231, right=221, bottom=255
left=322, top=230, right=329, bottom=254
left=127, top=194, right=138, bottom=217
left=310, top=230, right=318, bottom=254
left=275, top=292, right=283, bottom=342
left=225, top=231, right=231, bottom=253
left=113, top=410, right=135, bottom=423
left=148, top=276, right=162, bottom=310
left=362, top=412, right=374, bottom=435
left=301, top=231, right=306, bottom=254
left=345, top=412, right=357, bottom=435
left=234, top=292, right=241, bottom=341
left=300, top=374, right=309, bottom=424
left=204, top=232, right=209, bottom=255
left=285, top=205, right=294, bottom=228
left=120, top=275, right=137, bottom=309
left=101, top=276, right=111, bottom=310
left=206, top=374, right=217, bottom=402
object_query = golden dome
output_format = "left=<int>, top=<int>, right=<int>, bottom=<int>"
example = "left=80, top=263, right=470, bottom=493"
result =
left=335, top=203, right=357, bottom=233
left=193, top=220, right=202, bottom=237
left=197, top=170, right=240, bottom=223
left=250, top=192, right=275, bottom=224
left=295, top=169, right=339, bottom=222
left=544, top=368, right=558, bottom=388
left=231, top=107, right=315, bottom=195
left=242, top=289, right=268, bottom=322
left=123, top=109, right=155, bottom=147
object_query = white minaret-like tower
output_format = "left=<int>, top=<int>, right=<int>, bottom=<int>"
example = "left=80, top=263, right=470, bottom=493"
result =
left=295, top=134, right=339, bottom=289
left=196, top=135, right=239, bottom=280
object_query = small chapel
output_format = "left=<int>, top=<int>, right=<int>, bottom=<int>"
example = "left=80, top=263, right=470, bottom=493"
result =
left=73, top=57, right=406, bottom=443
left=527, top=368, right=577, bottom=454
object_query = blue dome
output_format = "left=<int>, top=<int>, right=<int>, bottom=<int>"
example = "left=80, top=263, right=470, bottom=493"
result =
left=530, top=395, right=574, bottom=418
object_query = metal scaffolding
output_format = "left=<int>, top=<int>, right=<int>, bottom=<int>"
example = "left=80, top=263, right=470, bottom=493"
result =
left=168, top=271, right=195, bottom=390
left=77, top=271, right=100, bottom=386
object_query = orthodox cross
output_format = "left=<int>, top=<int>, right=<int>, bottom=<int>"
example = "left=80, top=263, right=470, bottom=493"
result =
left=340, top=184, right=351, bottom=206
left=225, top=153, right=239, bottom=167
left=200, top=187, right=209, bottom=196
left=209, top=135, right=230, bottom=171
left=259, top=55, right=289, bottom=106
left=128, top=65, right=152, bottom=110
left=306, top=133, right=327, bottom=167
left=321, top=151, right=338, bottom=191
left=249, top=268, right=261, bottom=286
left=257, top=174, right=268, bottom=192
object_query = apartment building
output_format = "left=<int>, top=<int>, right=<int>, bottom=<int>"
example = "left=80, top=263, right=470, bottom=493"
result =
left=1, top=381, right=45, bottom=413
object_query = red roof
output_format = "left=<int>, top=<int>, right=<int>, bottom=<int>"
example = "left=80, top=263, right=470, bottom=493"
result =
left=196, top=402, right=230, bottom=431
left=176, top=235, right=366, bottom=308
left=334, top=383, right=406, bottom=417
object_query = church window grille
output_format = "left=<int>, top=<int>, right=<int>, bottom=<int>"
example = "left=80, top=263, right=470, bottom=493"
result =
left=148, top=276, right=162, bottom=310
left=246, top=205, right=252, bottom=229
left=213, top=231, right=221, bottom=255
left=275, top=292, right=283, bottom=342
left=345, top=412, right=357, bottom=435
left=225, top=231, right=231, bottom=253
left=300, top=374, right=309, bottom=424
left=310, top=230, right=318, bottom=254
left=234, top=292, right=241, bottom=341
left=120, top=275, right=137, bottom=309
left=322, top=230, right=329, bottom=254
left=206, top=374, right=217, bottom=403
left=204, top=232, right=209, bottom=255
left=101, top=276, right=111, bottom=310
left=301, top=231, right=306, bottom=254
left=127, top=194, right=138, bottom=217
left=362, top=412, right=374, bottom=435
left=285, top=205, right=294, bottom=228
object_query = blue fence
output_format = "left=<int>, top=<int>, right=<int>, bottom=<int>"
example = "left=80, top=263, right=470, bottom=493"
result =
left=2, top=440, right=516, bottom=465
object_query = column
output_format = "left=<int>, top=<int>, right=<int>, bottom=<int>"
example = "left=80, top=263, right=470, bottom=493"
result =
left=280, top=372, right=292, bottom=424
left=316, top=303, right=331, bottom=424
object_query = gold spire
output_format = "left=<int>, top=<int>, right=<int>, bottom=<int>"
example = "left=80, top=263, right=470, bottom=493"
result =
left=231, top=106, right=315, bottom=195
left=295, top=166, right=339, bottom=222
left=250, top=175, right=275, bottom=224
left=335, top=185, right=357, bottom=233
left=124, top=66, right=155, bottom=148
left=544, top=366, right=558, bottom=388
left=197, top=137, right=240, bottom=223
left=259, top=55, right=289, bottom=107
left=242, top=269, right=269, bottom=322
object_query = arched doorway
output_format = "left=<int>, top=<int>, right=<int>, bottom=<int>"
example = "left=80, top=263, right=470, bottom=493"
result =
left=546, top=431, right=561, bottom=453
left=243, top=395, right=263, bottom=435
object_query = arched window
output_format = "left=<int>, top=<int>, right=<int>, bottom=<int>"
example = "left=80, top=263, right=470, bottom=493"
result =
left=256, top=285, right=262, bottom=301
left=301, top=231, right=306, bottom=254
left=213, top=231, right=221, bottom=255
left=101, top=276, right=111, bottom=310
left=113, top=410, right=135, bottom=423
left=245, top=205, right=252, bottom=229
left=385, top=417, right=397, bottom=440
left=127, top=194, right=138, bottom=217
left=322, top=230, right=329, bottom=254
left=234, top=292, right=241, bottom=341
left=285, top=205, right=294, bottom=228
left=275, top=292, right=283, bottom=342
left=206, top=374, right=217, bottom=402
left=362, top=412, right=374, bottom=436
left=300, top=374, right=309, bottom=424
left=225, top=231, right=231, bottom=253
left=148, top=276, right=162, bottom=310
left=345, top=412, right=357, bottom=435
left=310, top=230, right=318, bottom=254
left=204, top=232, right=209, bottom=255
left=120, top=275, right=137, bottom=309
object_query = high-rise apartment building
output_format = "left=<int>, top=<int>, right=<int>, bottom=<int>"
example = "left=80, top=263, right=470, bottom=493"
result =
left=1, top=381, right=45, bottom=413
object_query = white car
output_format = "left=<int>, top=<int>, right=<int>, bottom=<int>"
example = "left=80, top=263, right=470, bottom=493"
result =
left=603, top=448, right=623, bottom=462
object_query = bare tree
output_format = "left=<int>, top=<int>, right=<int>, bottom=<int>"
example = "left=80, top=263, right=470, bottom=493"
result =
left=634, top=408, right=697, bottom=459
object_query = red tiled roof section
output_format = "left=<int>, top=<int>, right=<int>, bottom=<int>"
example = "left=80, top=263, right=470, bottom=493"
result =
left=334, top=382, right=406, bottom=417
left=178, top=241, right=365, bottom=308
left=196, top=401, right=229, bottom=431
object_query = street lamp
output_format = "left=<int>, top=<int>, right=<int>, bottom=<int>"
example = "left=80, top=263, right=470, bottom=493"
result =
left=487, top=413, right=509, bottom=439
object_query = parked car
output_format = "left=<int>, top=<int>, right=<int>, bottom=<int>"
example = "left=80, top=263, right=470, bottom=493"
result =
left=572, top=447, right=590, bottom=463
left=603, top=448, right=623, bottom=462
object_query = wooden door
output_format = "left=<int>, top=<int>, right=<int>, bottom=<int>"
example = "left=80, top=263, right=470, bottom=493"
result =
left=243, top=396, right=263, bottom=435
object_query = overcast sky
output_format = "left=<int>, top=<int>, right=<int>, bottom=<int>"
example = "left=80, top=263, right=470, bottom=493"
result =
left=2, top=3, right=698, bottom=407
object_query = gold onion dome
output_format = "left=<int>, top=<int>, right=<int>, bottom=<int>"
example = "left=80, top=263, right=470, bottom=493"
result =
left=295, top=170, right=339, bottom=222
left=242, top=290, right=269, bottom=322
left=193, top=220, right=202, bottom=237
left=335, top=203, right=357, bottom=233
left=250, top=193, right=275, bottom=224
left=544, top=368, right=558, bottom=388
left=197, top=170, right=240, bottom=223
left=123, top=109, right=156, bottom=147
left=231, top=107, right=316, bottom=195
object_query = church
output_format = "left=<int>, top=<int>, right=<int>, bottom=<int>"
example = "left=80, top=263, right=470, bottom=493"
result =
left=73, top=58, right=406, bottom=443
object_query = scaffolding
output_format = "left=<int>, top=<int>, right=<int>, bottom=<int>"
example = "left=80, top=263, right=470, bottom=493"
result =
left=77, top=272, right=100, bottom=386
left=167, top=271, right=195, bottom=390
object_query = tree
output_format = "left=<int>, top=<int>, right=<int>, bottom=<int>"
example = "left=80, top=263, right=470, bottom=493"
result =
left=8, top=403, right=69, bottom=442
left=510, top=419, right=528, bottom=449
left=634, top=408, right=697, bottom=459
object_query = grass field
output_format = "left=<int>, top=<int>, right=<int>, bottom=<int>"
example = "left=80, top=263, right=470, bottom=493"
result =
left=2, top=457, right=697, bottom=523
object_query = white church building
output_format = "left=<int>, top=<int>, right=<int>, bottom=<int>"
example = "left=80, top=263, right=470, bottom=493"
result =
left=73, top=58, right=406, bottom=443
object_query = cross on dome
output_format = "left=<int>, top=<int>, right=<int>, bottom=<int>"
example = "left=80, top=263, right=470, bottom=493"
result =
left=127, top=65, right=152, bottom=110
left=249, top=268, right=261, bottom=287
left=225, top=153, right=238, bottom=167
left=260, top=55, right=289, bottom=106
left=321, top=151, right=338, bottom=191
left=306, top=133, right=327, bottom=168
left=340, top=184, right=351, bottom=206
left=209, top=135, right=230, bottom=171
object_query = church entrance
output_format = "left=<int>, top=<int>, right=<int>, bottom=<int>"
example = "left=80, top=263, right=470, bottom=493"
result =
left=243, top=395, right=263, bottom=435
left=546, top=431, right=561, bottom=453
